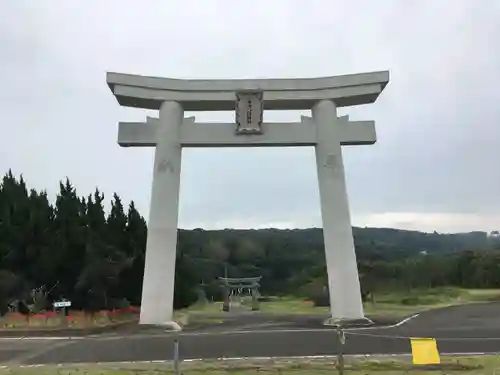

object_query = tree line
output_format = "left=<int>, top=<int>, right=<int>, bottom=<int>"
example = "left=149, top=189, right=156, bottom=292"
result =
left=0, top=170, right=499, bottom=314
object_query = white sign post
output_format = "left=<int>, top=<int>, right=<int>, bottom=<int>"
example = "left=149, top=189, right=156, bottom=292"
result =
left=53, top=301, right=71, bottom=308
left=53, top=300, right=72, bottom=321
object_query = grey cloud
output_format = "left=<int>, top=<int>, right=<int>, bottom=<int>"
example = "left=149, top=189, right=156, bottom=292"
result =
left=1, top=0, right=499, bottom=232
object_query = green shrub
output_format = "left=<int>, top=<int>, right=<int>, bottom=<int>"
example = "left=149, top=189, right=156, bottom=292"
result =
left=311, top=292, right=329, bottom=307
left=400, top=297, right=420, bottom=305
left=301, top=281, right=329, bottom=307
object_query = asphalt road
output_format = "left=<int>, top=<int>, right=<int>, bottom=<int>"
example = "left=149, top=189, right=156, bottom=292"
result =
left=3, top=303, right=500, bottom=365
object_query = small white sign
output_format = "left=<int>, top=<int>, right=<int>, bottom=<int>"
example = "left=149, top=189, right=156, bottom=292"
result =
left=235, top=91, right=264, bottom=135
left=53, top=301, right=71, bottom=308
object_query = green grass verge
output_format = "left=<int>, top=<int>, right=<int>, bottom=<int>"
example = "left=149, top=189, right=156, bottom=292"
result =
left=177, top=287, right=500, bottom=323
left=365, top=287, right=500, bottom=318
left=2, top=356, right=500, bottom=374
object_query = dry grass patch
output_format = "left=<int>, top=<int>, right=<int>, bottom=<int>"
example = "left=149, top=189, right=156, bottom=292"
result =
left=0, top=310, right=139, bottom=330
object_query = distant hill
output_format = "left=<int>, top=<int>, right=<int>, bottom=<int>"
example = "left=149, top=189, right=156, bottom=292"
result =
left=175, top=227, right=496, bottom=297
left=179, top=227, right=493, bottom=263
left=352, top=227, right=491, bottom=259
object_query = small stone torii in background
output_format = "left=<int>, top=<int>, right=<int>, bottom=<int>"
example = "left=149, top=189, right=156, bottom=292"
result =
left=218, top=276, right=262, bottom=312
left=106, top=70, right=390, bottom=326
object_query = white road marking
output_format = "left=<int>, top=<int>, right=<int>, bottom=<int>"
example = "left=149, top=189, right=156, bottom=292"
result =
left=84, top=328, right=357, bottom=340
left=91, top=316, right=421, bottom=339
left=344, top=313, right=420, bottom=331
left=0, top=336, right=85, bottom=341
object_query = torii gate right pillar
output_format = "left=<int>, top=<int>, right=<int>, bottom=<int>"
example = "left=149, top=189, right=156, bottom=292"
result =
left=313, top=100, right=364, bottom=323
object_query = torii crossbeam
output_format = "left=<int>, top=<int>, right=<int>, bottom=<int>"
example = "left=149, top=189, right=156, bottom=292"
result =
left=106, top=70, right=390, bottom=326
left=118, top=115, right=376, bottom=147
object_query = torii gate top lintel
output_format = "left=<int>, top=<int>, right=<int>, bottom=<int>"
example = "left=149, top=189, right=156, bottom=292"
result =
left=106, top=70, right=389, bottom=111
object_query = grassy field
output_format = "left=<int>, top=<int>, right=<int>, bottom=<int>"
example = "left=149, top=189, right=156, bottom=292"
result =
left=364, top=287, right=500, bottom=317
left=2, top=356, right=500, bottom=374
left=178, top=287, right=500, bottom=322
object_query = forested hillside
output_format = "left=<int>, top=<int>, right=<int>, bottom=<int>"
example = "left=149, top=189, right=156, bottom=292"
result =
left=0, top=170, right=499, bottom=314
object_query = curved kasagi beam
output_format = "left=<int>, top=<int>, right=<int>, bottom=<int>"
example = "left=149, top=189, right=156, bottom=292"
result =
left=107, top=70, right=389, bottom=111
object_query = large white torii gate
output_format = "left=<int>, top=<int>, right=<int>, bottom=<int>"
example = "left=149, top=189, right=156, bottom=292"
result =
left=107, top=70, right=389, bottom=325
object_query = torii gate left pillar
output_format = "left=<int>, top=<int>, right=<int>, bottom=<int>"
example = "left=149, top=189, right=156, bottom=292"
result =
left=107, top=71, right=389, bottom=325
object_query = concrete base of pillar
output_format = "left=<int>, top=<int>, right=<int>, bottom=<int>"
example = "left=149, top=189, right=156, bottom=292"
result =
left=323, top=316, right=374, bottom=328
left=133, top=321, right=184, bottom=333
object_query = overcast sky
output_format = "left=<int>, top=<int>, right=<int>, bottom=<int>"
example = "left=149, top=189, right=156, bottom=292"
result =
left=1, top=0, right=499, bottom=233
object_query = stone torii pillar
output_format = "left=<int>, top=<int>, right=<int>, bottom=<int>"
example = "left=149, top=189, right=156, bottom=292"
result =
left=106, top=71, right=389, bottom=325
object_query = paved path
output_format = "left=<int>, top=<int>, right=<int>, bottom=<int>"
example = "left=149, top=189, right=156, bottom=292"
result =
left=2, top=303, right=500, bottom=365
